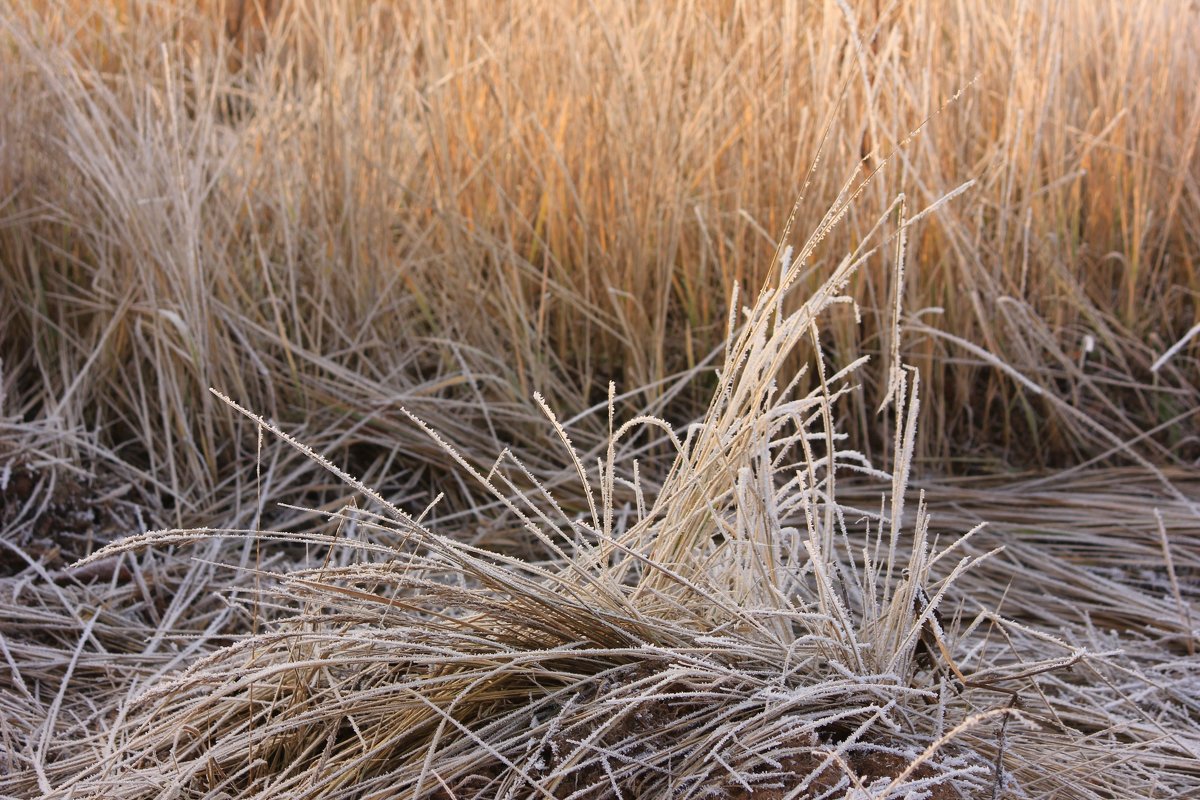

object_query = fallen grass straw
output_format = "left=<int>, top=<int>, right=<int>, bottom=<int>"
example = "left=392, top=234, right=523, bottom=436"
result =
left=14, top=188, right=1193, bottom=799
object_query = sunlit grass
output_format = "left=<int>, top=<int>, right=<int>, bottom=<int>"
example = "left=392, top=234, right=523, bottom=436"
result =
left=0, top=1, right=1197, bottom=797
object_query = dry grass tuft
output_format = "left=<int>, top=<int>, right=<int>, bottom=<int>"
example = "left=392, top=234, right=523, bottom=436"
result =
left=4, top=183, right=1195, bottom=798
left=1, top=1, right=1198, bottom=798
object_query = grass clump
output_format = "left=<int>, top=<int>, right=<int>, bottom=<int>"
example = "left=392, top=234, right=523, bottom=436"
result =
left=0, top=2, right=1197, bottom=798
left=11, top=188, right=1193, bottom=799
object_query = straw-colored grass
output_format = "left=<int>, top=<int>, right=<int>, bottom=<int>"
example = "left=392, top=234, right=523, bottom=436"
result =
left=1, top=0, right=1198, bottom=517
left=0, top=0, right=1197, bottom=798
left=6, top=192, right=1198, bottom=797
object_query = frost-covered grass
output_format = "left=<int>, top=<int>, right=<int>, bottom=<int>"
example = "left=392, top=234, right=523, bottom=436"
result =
left=0, top=1, right=1198, bottom=797
left=5, top=182, right=1197, bottom=798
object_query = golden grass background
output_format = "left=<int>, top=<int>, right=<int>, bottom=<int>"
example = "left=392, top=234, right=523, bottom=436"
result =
left=2, top=0, right=1197, bottom=518
left=0, top=1, right=1198, bottom=797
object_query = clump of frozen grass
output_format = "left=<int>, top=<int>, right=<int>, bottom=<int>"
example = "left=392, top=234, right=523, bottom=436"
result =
left=41, top=187, right=1188, bottom=800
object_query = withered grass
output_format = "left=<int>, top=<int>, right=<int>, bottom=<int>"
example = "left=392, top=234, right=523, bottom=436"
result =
left=1, top=1, right=1197, bottom=797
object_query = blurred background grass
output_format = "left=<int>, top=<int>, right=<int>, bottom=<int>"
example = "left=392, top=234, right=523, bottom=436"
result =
left=1, top=0, right=1197, bottom=524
